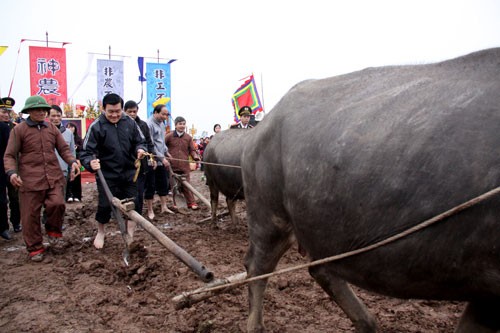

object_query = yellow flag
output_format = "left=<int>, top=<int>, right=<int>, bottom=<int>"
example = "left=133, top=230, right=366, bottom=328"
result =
left=0, top=46, right=8, bottom=56
left=152, top=97, right=170, bottom=108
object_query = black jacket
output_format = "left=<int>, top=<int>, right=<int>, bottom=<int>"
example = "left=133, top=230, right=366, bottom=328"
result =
left=0, top=122, right=10, bottom=203
left=135, top=115, right=156, bottom=174
left=230, top=123, right=254, bottom=129
left=80, top=113, right=146, bottom=181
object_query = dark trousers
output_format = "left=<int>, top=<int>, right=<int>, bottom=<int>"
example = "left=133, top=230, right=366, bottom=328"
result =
left=135, top=172, right=146, bottom=214
left=0, top=202, right=8, bottom=233
left=1, top=183, right=8, bottom=232
left=7, top=182, right=20, bottom=229
left=144, top=164, right=170, bottom=199
left=66, top=174, right=82, bottom=200
left=95, top=178, right=137, bottom=224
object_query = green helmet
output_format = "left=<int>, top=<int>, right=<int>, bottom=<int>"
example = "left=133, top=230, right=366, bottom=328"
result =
left=21, top=95, right=51, bottom=113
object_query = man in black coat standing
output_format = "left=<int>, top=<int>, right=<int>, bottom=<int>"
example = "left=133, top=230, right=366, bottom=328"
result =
left=0, top=101, right=12, bottom=240
left=80, top=94, right=146, bottom=249
left=230, top=106, right=254, bottom=129
left=124, top=100, right=156, bottom=217
left=0, top=97, right=21, bottom=234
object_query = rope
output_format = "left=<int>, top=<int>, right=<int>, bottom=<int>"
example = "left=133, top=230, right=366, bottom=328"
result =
left=180, top=184, right=500, bottom=297
left=133, top=152, right=157, bottom=182
left=133, top=159, right=141, bottom=182
left=164, top=155, right=243, bottom=200
left=169, top=156, right=241, bottom=169
left=135, top=153, right=243, bottom=205
left=137, top=153, right=242, bottom=169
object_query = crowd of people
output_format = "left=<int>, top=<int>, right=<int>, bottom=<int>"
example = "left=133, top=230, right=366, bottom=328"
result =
left=1, top=93, right=253, bottom=262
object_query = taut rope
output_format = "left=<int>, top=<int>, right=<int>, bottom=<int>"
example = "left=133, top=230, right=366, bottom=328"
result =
left=168, top=156, right=242, bottom=169
left=133, top=153, right=241, bottom=182
left=178, top=184, right=500, bottom=297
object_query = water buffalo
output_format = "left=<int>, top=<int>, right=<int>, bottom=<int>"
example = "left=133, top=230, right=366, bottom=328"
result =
left=241, top=48, right=500, bottom=332
left=203, top=129, right=248, bottom=224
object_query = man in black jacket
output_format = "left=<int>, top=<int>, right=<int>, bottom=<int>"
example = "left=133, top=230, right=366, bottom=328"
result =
left=124, top=100, right=156, bottom=218
left=230, top=106, right=254, bottom=129
left=0, top=97, right=21, bottom=234
left=0, top=104, right=12, bottom=240
left=80, top=94, right=146, bottom=249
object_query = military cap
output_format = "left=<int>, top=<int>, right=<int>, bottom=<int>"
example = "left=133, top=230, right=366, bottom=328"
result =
left=0, top=97, right=15, bottom=110
left=238, top=106, right=252, bottom=117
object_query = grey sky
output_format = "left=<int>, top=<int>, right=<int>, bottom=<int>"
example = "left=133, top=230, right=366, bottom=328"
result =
left=1, top=0, right=499, bottom=136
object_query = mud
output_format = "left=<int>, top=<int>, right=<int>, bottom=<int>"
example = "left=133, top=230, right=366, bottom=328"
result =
left=0, top=170, right=464, bottom=332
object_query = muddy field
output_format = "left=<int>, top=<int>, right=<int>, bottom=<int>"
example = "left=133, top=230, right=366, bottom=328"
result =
left=0, top=170, right=465, bottom=332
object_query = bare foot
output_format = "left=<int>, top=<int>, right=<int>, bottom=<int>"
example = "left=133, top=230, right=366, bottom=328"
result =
left=161, top=206, right=175, bottom=215
left=147, top=211, right=155, bottom=220
left=93, top=223, right=105, bottom=249
left=93, top=232, right=105, bottom=249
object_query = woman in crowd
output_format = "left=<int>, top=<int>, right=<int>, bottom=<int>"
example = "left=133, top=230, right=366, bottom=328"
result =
left=213, top=123, right=221, bottom=135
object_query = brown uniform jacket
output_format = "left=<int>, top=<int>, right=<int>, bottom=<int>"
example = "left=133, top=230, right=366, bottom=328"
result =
left=165, top=131, right=199, bottom=174
left=4, top=118, right=76, bottom=191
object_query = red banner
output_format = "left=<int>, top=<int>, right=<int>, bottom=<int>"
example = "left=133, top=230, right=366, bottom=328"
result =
left=29, top=46, right=67, bottom=105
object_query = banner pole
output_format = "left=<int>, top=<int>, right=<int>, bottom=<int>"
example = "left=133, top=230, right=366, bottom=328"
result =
left=260, top=73, right=265, bottom=112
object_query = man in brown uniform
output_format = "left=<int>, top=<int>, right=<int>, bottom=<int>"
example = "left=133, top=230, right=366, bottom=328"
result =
left=4, top=96, right=80, bottom=262
left=165, top=116, right=200, bottom=210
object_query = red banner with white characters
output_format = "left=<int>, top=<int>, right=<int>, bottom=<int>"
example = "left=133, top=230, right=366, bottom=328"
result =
left=29, top=46, right=68, bottom=105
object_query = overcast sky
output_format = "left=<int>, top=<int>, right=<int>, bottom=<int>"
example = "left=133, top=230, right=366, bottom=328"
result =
left=1, top=0, right=499, bottom=137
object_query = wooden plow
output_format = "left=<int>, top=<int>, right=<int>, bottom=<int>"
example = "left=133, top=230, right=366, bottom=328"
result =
left=169, top=167, right=211, bottom=209
left=112, top=198, right=214, bottom=282
left=173, top=172, right=211, bottom=208
left=172, top=272, right=247, bottom=309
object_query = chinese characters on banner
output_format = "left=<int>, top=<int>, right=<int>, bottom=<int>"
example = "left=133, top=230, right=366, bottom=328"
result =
left=146, top=62, right=171, bottom=122
left=97, top=59, right=124, bottom=103
left=29, top=46, right=68, bottom=105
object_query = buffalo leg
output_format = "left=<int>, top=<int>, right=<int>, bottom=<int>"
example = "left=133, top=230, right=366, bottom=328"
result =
left=309, top=266, right=377, bottom=333
left=245, top=215, right=293, bottom=333
left=455, top=299, right=500, bottom=333
left=226, top=198, right=238, bottom=224
left=209, top=186, right=219, bottom=224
